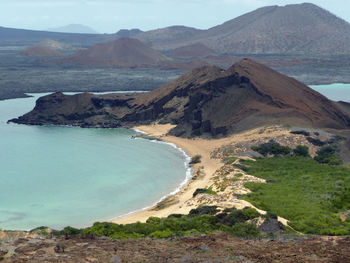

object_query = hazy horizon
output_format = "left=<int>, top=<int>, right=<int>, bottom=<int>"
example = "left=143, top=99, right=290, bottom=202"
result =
left=0, top=0, right=349, bottom=34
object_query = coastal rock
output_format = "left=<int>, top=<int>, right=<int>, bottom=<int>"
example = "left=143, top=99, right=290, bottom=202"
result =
left=10, top=59, right=350, bottom=137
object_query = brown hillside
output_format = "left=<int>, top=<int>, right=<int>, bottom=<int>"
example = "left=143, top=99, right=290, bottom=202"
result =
left=59, top=38, right=171, bottom=67
left=168, top=43, right=217, bottom=60
left=10, top=59, right=350, bottom=137
left=136, top=3, right=350, bottom=55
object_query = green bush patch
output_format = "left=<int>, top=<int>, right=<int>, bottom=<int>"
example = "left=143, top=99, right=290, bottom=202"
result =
left=242, top=157, right=350, bottom=235
left=54, top=206, right=261, bottom=239
left=190, top=155, right=202, bottom=165
left=251, top=140, right=291, bottom=156
left=314, top=146, right=343, bottom=165
left=193, top=188, right=217, bottom=197
left=224, top=156, right=237, bottom=165
left=293, top=145, right=310, bottom=157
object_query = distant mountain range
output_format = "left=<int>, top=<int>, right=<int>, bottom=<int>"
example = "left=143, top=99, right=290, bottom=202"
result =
left=135, top=3, right=350, bottom=54
left=0, top=26, right=111, bottom=47
left=46, top=24, right=99, bottom=34
left=2, top=3, right=350, bottom=56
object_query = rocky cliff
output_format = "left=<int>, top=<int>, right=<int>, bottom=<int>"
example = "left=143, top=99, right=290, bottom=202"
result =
left=10, top=59, right=350, bottom=137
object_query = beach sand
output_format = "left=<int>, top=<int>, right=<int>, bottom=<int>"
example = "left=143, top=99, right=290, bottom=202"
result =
left=111, top=124, right=321, bottom=226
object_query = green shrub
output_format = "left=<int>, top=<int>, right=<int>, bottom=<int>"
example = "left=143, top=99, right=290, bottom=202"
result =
left=167, top=214, right=183, bottom=218
left=216, top=207, right=260, bottom=226
left=228, top=223, right=260, bottom=237
left=290, top=130, right=310, bottom=136
left=146, top=217, right=161, bottom=224
left=233, top=163, right=249, bottom=172
left=189, top=206, right=219, bottom=216
left=265, top=211, right=278, bottom=219
left=307, top=137, right=326, bottom=146
left=224, top=156, right=237, bottom=165
left=190, top=155, right=202, bottom=165
left=251, top=141, right=291, bottom=156
left=193, top=188, right=217, bottom=197
left=314, top=146, right=342, bottom=165
left=61, top=226, right=81, bottom=236
left=293, top=145, right=310, bottom=157
left=149, top=229, right=174, bottom=238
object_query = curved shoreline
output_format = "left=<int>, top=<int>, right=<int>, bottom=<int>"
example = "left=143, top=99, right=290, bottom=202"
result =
left=112, top=124, right=294, bottom=226
left=110, top=127, right=193, bottom=222
left=112, top=124, right=226, bottom=224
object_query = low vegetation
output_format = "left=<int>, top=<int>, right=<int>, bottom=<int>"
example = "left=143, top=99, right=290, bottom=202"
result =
left=223, top=156, right=237, bottom=165
left=290, top=130, right=310, bottom=136
left=251, top=140, right=291, bottom=156
left=293, top=145, right=310, bottom=157
left=193, top=188, right=217, bottom=197
left=240, top=157, right=350, bottom=235
left=314, top=145, right=343, bottom=165
left=53, top=207, right=261, bottom=239
left=189, top=154, right=202, bottom=165
left=307, top=137, right=326, bottom=146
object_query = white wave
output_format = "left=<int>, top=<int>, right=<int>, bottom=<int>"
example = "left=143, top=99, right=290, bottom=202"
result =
left=112, top=129, right=193, bottom=221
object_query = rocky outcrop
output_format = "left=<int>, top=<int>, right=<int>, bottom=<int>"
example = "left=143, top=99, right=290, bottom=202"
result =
left=10, top=59, right=350, bottom=137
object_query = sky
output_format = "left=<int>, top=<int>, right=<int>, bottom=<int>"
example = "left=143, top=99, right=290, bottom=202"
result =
left=0, top=0, right=349, bottom=33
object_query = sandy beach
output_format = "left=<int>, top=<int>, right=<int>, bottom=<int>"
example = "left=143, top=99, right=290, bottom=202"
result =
left=113, top=123, right=225, bottom=223
left=112, top=124, right=322, bottom=225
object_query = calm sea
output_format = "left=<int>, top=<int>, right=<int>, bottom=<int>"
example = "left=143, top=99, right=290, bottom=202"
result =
left=0, top=93, right=190, bottom=230
left=311, top=83, right=350, bottom=102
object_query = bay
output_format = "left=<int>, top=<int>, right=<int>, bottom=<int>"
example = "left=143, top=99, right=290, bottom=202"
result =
left=0, top=93, right=189, bottom=230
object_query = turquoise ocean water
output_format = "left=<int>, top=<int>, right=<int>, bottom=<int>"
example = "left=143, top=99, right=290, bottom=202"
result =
left=311, top=83, right=350, bottom=102
left=0, top=93, right=190, bottom=230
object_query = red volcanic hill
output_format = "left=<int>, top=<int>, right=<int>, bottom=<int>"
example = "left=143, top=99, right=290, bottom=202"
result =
left=59, top=38, right=171, bottom=67
left=21, top=39, right=70, bottom=57
left=21, top=46, right=63, bottom=57
left=11, top=59, right=350, bottom=137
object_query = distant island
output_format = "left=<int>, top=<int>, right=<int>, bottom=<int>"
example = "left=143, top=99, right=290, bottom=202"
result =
left=45, top=24, right=99, bottom=34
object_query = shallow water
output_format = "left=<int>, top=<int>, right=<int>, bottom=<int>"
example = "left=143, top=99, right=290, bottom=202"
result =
left=0, top=94, right=189, bottom=230
left=311, top=83, right=350, bottom=102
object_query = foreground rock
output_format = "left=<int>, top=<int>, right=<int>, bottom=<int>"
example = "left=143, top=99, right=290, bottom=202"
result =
left=10, top=59, right=350, bottom=137
left=1, top=232, right=349, bottom=262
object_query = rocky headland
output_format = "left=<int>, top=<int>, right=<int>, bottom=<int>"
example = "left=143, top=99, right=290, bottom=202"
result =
left=10, top=59, right=350, bottom=137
